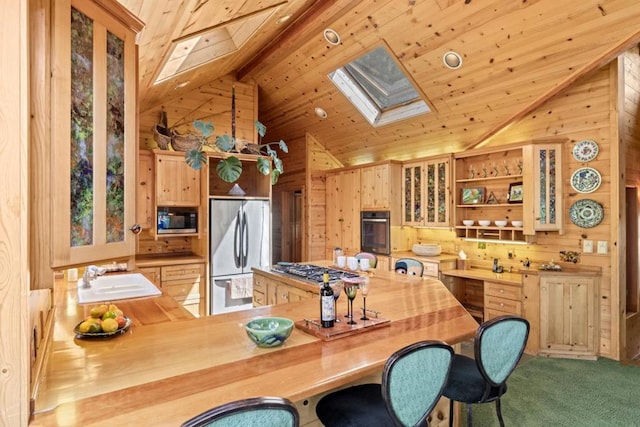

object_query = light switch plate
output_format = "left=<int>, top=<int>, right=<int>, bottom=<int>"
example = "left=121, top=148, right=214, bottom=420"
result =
left=583, top=240, right=593, bottom=253
left=597, top=240, right=608, bottom=254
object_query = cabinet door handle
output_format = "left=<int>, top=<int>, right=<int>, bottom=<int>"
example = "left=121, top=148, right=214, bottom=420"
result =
left=129, top=224, right=142, bottom=234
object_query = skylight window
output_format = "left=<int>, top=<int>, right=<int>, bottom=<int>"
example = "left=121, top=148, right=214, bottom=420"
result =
left=329, top=46, right=430, bottom=127
left=155, top=7, right=278, bottom=85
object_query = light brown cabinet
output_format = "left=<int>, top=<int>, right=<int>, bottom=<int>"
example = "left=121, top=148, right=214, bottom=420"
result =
left=253, top=273, right=315, bottom=306
left=360, top=162, right=402, bottom=211
left=136, top=263, right=205, bottom=317
left=539, top=274, right=598, bottom=359
left=523, top=142, right=564, bottom=233
left=50, top=0, right=141, bottom=267
left=326, top=169, right=361, bottom=258
left=137, top=150, right=155, bottom=230
left=402, top=156, right=452, bottom=227
left=160, top=263, right=206, bottom=317
left=484, top=280, right=523, bottom=320
left=155, top=152, right=201, bottom=206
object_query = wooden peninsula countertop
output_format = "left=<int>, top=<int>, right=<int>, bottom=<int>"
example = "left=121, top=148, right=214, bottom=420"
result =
left=32, top=265, right=478, bottom=426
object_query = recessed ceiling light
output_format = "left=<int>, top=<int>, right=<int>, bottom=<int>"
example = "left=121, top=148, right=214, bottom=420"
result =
left=315, top=107, right=328, bottom=119
left=276, top=15, right=291, bottom=24
left=443, top=51, right=463, bottom=70
left=175, top=81, right=190, bottom=89
left=323, top=29, right=341, bottom=46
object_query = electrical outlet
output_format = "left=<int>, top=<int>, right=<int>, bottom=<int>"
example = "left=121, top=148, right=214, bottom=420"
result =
left=508, top=249, right=514, bottom=259
left=478, top=242, right=486, bottom=249
left=583, top=240, right=593, bottom=253
left=597, top=240, right=608, bottom=254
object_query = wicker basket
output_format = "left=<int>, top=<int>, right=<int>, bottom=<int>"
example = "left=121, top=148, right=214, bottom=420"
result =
left=171, top=129, right=202, bottom=152
left=152, top=124, right=171, bottom=150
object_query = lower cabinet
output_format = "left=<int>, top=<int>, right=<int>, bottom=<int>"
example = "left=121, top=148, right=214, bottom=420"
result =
left=253, top=272, right=316, bottom=306
left=539, top=274, right=598, bottom=359
left=135, top=263, right=205, bottom=317
left=484, top=281, right=522, bottom=320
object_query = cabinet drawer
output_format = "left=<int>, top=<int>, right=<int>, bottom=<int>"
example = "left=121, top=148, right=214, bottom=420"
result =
left=161, top=263, right=204, bottom=281
left=484, top=295, right=522, bottom=315
left=253, top=277, right=266, bottom=293
left=484, top=281, right=522, bottom=300
left=253, top=290, right=266, bottom=306
left=162, top=279, right=200, bottom=299
left=485, top=307, right=517, bottom=321
left=422, top=262, right=439, bottom=278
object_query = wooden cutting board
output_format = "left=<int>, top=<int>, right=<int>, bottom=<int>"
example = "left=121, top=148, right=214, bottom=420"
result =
left=295, top=315, right=390, bottom=341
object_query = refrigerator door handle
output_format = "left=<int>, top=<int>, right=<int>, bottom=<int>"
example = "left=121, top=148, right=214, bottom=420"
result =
left=242, top=212, right=249, bottom=268
left=234, top=211, right=241, bottom=268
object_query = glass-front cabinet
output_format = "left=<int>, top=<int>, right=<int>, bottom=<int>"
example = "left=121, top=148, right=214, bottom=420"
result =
left=523, top=143, right=564, bottom=233
left=402, top=155, right=451, bottom=227
left=51, top=0, right=142, bottom=267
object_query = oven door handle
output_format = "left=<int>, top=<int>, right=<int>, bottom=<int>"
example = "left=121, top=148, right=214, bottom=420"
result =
left=362, top=218, right=388, bottom=223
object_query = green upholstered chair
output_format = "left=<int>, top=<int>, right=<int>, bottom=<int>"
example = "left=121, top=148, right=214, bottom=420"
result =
left=443, top=315, right=530, bottom=427
left=355, top=251, right=378, bottom=268
left=394, top=258, right=424, bottom=276
left=181, top=396, right=299, bottom=427
left=315, top=340, right=454, bottom=426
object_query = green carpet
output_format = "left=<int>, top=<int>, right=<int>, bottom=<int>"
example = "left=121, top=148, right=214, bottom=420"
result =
left=463, top=357, right=640, bottom=426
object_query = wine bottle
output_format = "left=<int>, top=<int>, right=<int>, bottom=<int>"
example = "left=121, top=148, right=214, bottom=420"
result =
left=320, top=271, right=335, bottom=328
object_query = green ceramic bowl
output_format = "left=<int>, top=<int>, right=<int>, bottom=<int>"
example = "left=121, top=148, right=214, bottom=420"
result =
left=245, top=317, right=294, bottom=348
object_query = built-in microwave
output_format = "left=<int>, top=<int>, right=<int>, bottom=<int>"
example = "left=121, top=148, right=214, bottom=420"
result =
left=361, top=211, right=391, bottom=255
left=157, top=207, right=198, bottom=234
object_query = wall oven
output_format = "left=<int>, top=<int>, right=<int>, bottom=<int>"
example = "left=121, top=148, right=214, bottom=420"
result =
left=361, top=211, right=391, bottom=255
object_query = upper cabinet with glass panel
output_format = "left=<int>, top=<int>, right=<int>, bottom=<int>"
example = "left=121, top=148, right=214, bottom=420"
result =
left=328, top=45, right=432, bottom=127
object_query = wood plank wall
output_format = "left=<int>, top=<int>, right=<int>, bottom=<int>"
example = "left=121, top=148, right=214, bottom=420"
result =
left=623, top=47, right=640, bottom=360
left=138, top=75, right=257, bottom=151
left=417, top=63, right=619, bottom=359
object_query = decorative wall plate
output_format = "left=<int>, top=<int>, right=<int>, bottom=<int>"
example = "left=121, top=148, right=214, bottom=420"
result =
left=570, top=167, right=601, bottom=194
left=569, top=199, right=604, bottom=228
left=572, top=139, right=599, bottom=162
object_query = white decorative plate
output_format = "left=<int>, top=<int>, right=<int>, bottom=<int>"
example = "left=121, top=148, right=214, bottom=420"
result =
left=569, top=199, right=604, bottom=228
left=570, top=167, right=601, bottom=194
left=572, top=139, right=599, bottom=162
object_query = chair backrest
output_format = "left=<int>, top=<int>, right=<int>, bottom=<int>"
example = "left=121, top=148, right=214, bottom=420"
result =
left=394, top=258, right=424, bottom=276
left=381, top=341, right=454, bottom=427
left=475, top=315, right=530, bottom=387
left=355, top=252, right=378, bottom=268
left=181, top=396, right=300, bottom=427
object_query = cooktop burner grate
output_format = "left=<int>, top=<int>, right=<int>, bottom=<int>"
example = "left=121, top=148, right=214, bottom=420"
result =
left=271, top=263, right=360, bottom=284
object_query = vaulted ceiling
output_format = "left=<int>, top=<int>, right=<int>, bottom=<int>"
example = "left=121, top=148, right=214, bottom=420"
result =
left=119, top=0, right=640, bottom=166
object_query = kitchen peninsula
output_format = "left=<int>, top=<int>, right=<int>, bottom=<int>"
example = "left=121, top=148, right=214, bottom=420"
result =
left=32, top=267, right=477, bottom=426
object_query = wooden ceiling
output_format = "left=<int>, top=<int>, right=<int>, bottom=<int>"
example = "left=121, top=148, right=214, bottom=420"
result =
left=119, top=0, right=640, bottom=166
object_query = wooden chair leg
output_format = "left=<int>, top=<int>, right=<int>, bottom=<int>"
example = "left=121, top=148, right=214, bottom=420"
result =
left=495, top=398, right=505, bottom=427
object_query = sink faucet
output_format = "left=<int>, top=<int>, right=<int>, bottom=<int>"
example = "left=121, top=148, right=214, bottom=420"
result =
left=82, top=268, right=96, bottom=289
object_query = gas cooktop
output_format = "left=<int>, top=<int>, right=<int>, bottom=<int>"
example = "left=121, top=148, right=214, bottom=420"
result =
left=271, top=263, right=360, bottom=284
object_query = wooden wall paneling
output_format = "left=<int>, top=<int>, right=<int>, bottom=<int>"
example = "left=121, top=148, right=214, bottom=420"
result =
left=609, top=56, right=624, bottom=361
left=30, top=0, right=54, bottom=290
left=138, top=75, right=257, bottom=150
left=623, top=47, right=640, bottom=360
left=3, top=1, right=29, bottom=424
left=417, top=61, right=618, bottom=358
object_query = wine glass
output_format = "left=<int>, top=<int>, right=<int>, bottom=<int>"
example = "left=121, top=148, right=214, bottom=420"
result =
left=359, top=277, right=370, bottom=320
left=343, top=279, right=358, bottom=325
left=329, top=280, right=343, bottom=323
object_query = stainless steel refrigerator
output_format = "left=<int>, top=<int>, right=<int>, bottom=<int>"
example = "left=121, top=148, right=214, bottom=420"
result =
left=209, top=199, right=270, bottom=314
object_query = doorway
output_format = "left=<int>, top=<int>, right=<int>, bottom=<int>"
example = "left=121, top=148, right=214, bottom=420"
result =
left=625, top=186, right=640, bottom=360
left=279, top=189, right=303, bottom=263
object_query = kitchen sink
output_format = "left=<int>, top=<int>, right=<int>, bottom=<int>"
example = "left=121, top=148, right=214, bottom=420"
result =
left=77, top=273, right=161, bottom=304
